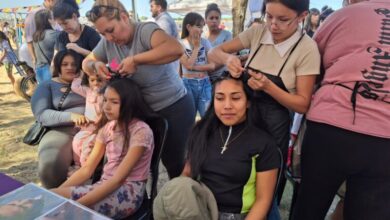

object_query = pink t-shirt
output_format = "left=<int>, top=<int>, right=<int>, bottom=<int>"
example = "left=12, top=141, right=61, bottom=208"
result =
left=71, top=78, right=103, bottom=123
left=96, top=119, right=154, bottom=182
left=308, top=0, right=390, bottom=138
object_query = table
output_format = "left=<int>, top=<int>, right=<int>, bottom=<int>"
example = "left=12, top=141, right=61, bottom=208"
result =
left=0, top=173, right=24, bottom=196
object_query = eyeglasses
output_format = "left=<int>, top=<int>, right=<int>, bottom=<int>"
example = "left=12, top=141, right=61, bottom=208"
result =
left=86, top=5, right=120, bottom=22
left=265, top=14, right=298, bottom=27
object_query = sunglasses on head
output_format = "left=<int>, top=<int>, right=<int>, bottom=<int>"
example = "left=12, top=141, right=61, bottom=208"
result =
left=86, top=5, right=119, bottom=22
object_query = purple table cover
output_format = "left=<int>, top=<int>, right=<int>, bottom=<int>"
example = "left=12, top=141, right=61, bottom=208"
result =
left=0, top=173, right=24, bottom=196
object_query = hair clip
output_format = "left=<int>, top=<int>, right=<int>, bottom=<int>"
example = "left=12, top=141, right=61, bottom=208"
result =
left=106, top=65, right=122, bottom=80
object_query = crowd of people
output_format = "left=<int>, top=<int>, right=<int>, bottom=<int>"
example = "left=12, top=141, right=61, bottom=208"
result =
left=0, top=0, right=389, bottom=219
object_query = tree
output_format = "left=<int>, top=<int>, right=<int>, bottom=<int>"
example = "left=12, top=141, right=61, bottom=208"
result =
left=232, top=0, right=248, bottom=37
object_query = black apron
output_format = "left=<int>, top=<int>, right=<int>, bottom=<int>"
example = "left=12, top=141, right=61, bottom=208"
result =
left=244, top=34, right=305, bottom=202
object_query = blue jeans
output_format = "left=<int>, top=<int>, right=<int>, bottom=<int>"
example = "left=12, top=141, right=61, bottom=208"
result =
left=267, top=199, right=281, bottom=220
left=183, top=77, right=211, bottom=117
left=35, top=64, right=52, bottom=83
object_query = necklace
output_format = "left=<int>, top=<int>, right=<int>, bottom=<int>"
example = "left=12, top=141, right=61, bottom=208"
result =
left=219, top=125, right=248, bottom=154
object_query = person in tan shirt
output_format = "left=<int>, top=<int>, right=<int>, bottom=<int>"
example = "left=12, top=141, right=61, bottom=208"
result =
left=209, top=0, right=320, bottom=208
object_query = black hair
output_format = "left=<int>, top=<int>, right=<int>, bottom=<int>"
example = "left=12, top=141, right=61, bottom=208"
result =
left=319, top=7, right=334, bottom=23
left=186, top=73, right=253, bottom=178
left=52, top=50, right=81, bottom=77
left=304, top=8, right=320, bottom=34
left=150, top=0, right=167, bottom=10
left=33, top=9, right=53, bottom=42
left=102, top=78, right=158, bottom=150
left=205, top=3, right=221, bottom=18
left=263, top=0, right=309, bottom=15
left=181, top=12, right=205, bottom=39
left=53, top=0, right=80, bottom=20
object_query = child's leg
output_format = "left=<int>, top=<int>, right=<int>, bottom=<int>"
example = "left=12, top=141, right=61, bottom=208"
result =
left=71, top=181, right=146, bottom=219
left=5, top=63, right=15, bottom=85
left=80, top=134, right=97, bottom=166
left=72, top=131, right=85, bottom=167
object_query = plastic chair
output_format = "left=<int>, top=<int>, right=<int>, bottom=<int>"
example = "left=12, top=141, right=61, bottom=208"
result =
left=126, top=116, right=169, bottom=220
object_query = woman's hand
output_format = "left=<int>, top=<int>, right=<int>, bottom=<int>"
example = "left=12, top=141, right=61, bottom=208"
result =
left=226, top=54, right=244, bottom=78
left=66, top=43, right=82, bottom=53
left=247, top=69, right=272, bottom=91
left=93, top=61, right=110, bottom=80
left=71, top=113, right=90, bottom=126
left=191, top=32, right=201, bottom=49
left=118, top=56, right=137, bottom=76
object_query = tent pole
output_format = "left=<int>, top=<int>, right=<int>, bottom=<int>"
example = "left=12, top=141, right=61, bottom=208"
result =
left=132, top=0, right=138, bottom=21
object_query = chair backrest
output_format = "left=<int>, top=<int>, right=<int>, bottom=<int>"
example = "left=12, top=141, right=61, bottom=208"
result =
left=145, top=116, right=168, bottom=201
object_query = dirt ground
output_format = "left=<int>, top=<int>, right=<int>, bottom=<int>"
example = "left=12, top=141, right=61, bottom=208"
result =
left=0, top=68, right=39, bottom=184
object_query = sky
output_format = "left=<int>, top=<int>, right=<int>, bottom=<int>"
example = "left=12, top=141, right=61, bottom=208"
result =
left=0, top=0, right=343, bottom=18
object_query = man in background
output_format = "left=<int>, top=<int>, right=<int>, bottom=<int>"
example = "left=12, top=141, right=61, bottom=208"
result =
left=150, top=0, right=178, bottom=39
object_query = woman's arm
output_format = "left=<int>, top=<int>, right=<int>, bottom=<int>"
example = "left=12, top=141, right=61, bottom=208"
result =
left=246, top=169, right=278, bottom=220
left=248, top=71, right=316, bottom=113
left=60, top=140, right=106, bottom=187
left=77, top=145, right=146, bottom=207
left=31, top=82, right=73, bottom=127
left=82, top=53, right=109, bottom=79
left=208, top=37, right=246, bottom=77
left=66, top=43, right=91, bottom=57
left=134, top=29, right=183, bottom=65
left=179, top=49, right=215, bottom=72
left=180, top=44, right=200, bottom=70
left=118, top=30, right=183, bottom=75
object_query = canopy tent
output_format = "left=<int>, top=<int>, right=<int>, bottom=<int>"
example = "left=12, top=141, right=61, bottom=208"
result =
left=0, top=0, right=86, bottom=13
left=168, top=0, right=232, bottom=16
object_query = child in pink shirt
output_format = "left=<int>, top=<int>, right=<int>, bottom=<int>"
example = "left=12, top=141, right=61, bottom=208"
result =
left=52, top=78, right=156, bottom=219
left=71, top=72, right=104, bottom=168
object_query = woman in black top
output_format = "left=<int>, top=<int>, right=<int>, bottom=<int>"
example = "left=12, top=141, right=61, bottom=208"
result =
left=53, top=0, right=100, bottom=61
left=183, top=72, right=280, bottom=219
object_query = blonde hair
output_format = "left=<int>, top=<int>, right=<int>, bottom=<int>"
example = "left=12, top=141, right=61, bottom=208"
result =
left=87, top=0, right=128, bottom=22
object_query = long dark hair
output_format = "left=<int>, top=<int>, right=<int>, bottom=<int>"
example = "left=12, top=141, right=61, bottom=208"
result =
left=304, top=8, right=320, bottom=34
left=181, top=12, right=205, bottom=39
left=187, top=73, right=253, bottom=179
left=52, top=50, right=81, bottom=77
left=33, top=9, right=53, bottom=42
left=102, top=78, right=158, bottom=150
left=53, top=0, right=80, bottom=20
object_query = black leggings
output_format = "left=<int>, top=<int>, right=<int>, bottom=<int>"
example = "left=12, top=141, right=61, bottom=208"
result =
left=158, top=93, right=196, bottom=179
left=292, top=121, right=390, bottom=220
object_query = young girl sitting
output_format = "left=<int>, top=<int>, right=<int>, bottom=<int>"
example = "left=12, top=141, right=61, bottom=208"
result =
left=180, top=12, right=215, bottom=118
left=52, top=78, right=156, bottom=219
left=71, top=72, right=104, bottom=169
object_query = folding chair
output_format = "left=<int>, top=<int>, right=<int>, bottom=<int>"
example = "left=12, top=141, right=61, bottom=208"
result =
left=125, top=116, right=169, bottom=220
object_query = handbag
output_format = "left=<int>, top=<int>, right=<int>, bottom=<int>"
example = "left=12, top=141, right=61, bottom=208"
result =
left=23, top=85, right=71, bottom=145
left=23, top=121, right=48, bottom=145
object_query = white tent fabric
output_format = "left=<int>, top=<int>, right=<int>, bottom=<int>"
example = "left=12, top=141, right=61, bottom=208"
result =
left=168, top=0, right=232, bottom=15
